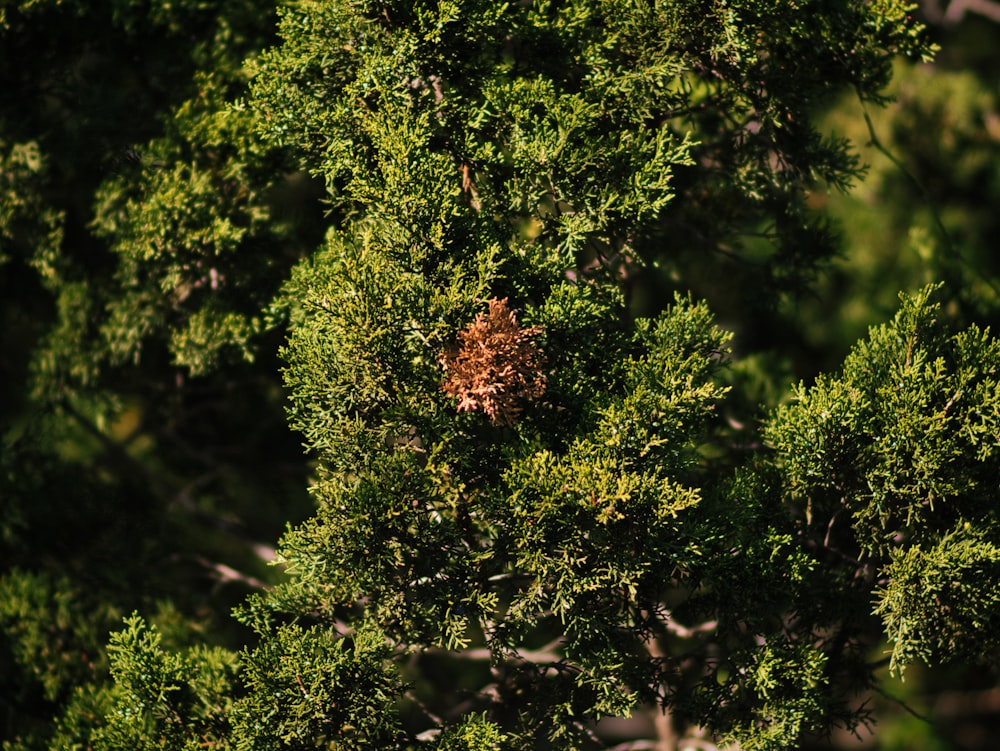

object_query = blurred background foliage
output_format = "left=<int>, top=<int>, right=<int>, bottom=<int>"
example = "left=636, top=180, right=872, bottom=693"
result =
left=791, top=6, right=1000, bottom=747
left=1, top=0, right=1000, bottom=748
left=801, top=5, right=1000, bottom=376
left=0, top=1, right=319, bottom=746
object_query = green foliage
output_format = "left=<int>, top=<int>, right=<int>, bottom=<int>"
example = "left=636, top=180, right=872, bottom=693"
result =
left=11, top=0, right=1000, bottom=750
left=1, top=1, right=316, bottom=746
left=802, top=58, right=1000, bottom=363
left=435, top=713, right=503, bottom=750
left=231, top=620, right=403, bottom=750
left=877, top=523, right=1000, bottom=673
left=0, top=139, right=61, bottom=269
left=768, top=285, right=1000, bottom=557
left=236, top=4, right=938, bottom=744
left=247, top=0, right=931, bottom=316
left=0, top=570, right=115, bottom=703
left=92, top=614, right=238, bottom=751
left=768, top=285, right=1000, bottom=678
left=717, top=642, right=831, bottom=751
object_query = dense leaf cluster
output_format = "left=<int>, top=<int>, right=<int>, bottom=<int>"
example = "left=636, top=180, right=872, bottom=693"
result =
left=6, top=1, right=1000, bottom=750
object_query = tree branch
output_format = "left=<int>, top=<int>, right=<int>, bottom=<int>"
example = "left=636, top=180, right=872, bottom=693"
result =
left=606, top=742, right=660, bottom=751
left=173, top=554, right=268, bottom=591
left=934, top=686, right=1000, bottom=716
left=872, top=684, right=934, bottom=724
left=420, top=637, right=565, bottom=665
left=944, top=0, right=1000, bottom=24
left=643, top=625, right=677, bottom=751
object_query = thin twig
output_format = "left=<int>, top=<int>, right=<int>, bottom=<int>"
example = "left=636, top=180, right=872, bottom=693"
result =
left=872, top=684, right=934, bottom=724
left=404, top=689, right=445, bottom=726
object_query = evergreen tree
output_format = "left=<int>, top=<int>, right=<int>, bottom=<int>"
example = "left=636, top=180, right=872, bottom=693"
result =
left=2, top=0, right=316, bottom=745
left=5, top=0, right=1000, bottom=749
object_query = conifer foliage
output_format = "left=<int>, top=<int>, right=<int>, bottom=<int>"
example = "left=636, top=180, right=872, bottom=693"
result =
left=5, top=0, right=1000, bottom=749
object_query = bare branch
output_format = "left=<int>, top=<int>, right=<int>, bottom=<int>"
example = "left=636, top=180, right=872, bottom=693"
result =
left=664, top=619, right=718, bottom=640
left=934, top=686, right=1000, bottom=716
left=175, top=554, right=268, bottom=591
left=944, top=0, right=1000, bottom=25
left=606, top=742, right=660, bottom=751
left=419, top=638, right=565, bottom=665
left=405, top=689, right=445, bottom=726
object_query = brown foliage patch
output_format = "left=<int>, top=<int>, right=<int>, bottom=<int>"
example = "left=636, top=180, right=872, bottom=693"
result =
left=441, top=298, right=546, bottom=426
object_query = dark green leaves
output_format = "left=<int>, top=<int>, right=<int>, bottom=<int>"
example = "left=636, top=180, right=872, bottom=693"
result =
left=768, top=285, right=1000, bottom=673
left=233, top=621, right=403, bottom=751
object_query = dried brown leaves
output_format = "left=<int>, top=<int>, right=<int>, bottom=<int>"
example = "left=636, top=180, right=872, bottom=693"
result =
left=441, top=298, right=546, bottom=426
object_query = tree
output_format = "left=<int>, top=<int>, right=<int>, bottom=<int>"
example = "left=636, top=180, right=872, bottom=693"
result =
left=1, top=0, right=317, bottom=745
left=5, top=0, right=1000, bottom=749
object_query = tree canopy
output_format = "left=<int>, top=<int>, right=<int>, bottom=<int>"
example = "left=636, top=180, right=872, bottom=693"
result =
left=3, top=1, right=1000, bottom=749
